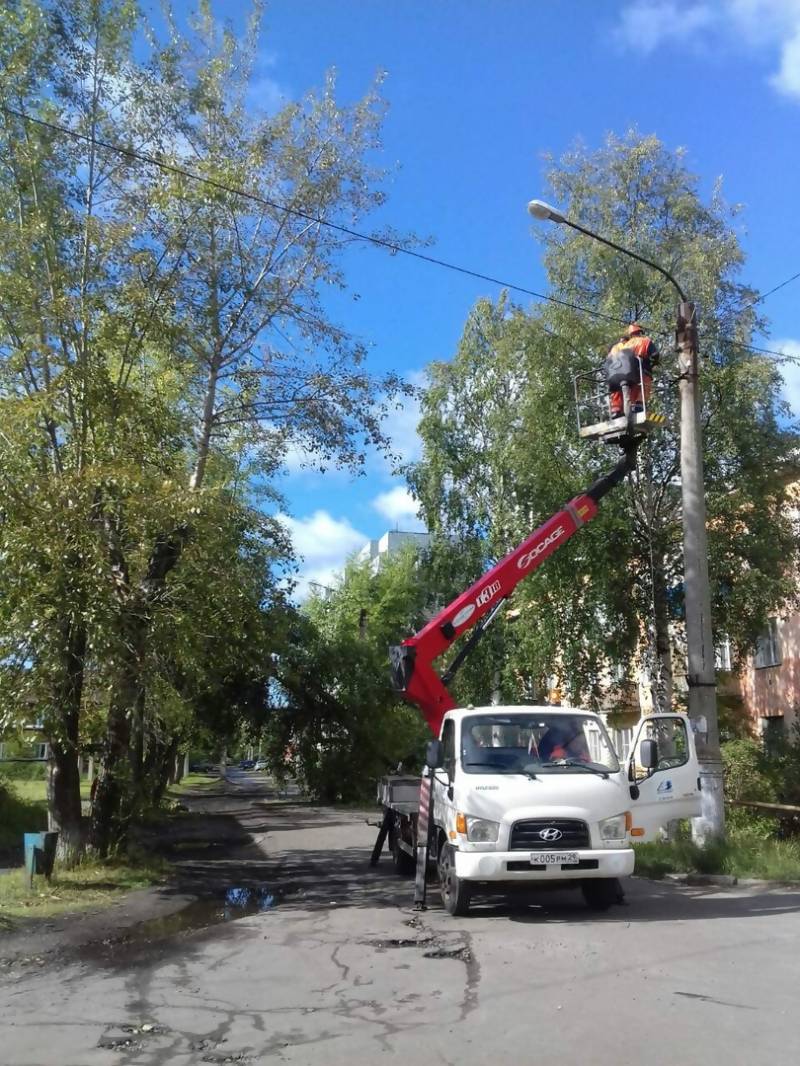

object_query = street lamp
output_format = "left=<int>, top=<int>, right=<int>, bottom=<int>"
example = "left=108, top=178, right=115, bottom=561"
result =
left=527, top=198, right=724, bottom=843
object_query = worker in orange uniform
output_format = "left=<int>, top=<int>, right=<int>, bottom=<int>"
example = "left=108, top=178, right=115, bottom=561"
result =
left=606, top=322, right=660, bottom=418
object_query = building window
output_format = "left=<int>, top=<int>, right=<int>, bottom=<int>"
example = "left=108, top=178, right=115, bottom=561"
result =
left=715, top=638, right=732, bottom=672
left=754, top=619, right=781, bottom=669
left=761, top=717, right=785, bottom=755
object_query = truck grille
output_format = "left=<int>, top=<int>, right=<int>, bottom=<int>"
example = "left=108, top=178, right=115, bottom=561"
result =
left=509, top=818, right=590, bottom=850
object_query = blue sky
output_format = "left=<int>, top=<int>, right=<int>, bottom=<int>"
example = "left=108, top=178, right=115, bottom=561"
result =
left=175, top=0, right=800, bottom=596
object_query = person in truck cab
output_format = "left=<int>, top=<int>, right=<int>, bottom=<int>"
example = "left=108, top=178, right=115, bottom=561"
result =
left=538, top=720, right=591, bottom=763
left=606, top=322, right=660, bottom=418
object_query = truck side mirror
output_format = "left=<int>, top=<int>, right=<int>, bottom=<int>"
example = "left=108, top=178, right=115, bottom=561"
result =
left=426, top=739, right=443, bottom=769
left=640, top=738, right=658, bottom=770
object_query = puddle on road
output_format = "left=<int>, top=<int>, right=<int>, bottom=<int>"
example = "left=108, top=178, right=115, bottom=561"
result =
left=138, top=885, right=280, bottom=938
left=87, top=885, right=282, bottom=961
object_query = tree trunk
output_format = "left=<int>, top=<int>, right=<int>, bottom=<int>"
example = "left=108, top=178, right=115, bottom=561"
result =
left=90, top=678, right=134, bottom=857
left=94, top=527, right=190, bottom=853
left=47, top=744, right=84, bottom=866
left=46, top=617, right=87, bottom=867
left=171, top=749, right=185, bottom=785
left=151, top=735, right=180, bottom=805
left=650, top=554, right=674, bottom=713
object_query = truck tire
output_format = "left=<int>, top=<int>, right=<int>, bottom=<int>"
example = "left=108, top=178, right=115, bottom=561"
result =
left=390, top=828, right=416, bottom=876
left=582, top=877, right=623, bottom=912
left=438, top=843, right=472, bottom=916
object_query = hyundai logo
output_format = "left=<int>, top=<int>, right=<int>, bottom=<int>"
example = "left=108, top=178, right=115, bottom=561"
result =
left=538, top=827, right=563, bottom=842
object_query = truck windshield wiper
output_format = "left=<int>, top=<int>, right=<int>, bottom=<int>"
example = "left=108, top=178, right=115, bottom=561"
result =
left=541, top=760, right=610, bottom=778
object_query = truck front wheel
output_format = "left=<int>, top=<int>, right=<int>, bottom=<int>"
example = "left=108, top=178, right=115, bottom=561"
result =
left=582, top=877, right=623, bottom=911
left=438, top=844, right=472, bottom=916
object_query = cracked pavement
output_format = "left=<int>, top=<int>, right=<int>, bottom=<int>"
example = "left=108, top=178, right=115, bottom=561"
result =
left=2, top=770, right=800, bottom=1065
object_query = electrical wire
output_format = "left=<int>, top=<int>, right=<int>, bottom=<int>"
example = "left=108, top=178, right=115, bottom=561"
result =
left=739, top=269, right=800, bottom=313
left=1, top=104, right=796, bottom=363
left=0, top=105, right=626, bottom=326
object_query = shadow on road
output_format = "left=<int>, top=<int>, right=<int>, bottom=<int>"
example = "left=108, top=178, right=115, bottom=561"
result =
left=470, top=878, right=800, bottom=924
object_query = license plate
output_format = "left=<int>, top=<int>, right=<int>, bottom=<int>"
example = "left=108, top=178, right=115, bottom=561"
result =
left=530, top=851, right=579, bottom=865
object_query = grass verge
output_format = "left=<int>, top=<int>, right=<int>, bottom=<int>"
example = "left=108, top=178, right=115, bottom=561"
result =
left=0, top=777, right=93, bottom=852
left=8, top=779, right=91, bottom=804
left=634, top=830, right=800, bottom=881
left=0, top=854, right=169, bottom=921
left=168, top=772, right=221, bottom=794
left=0, top=781, right=48, bottom=852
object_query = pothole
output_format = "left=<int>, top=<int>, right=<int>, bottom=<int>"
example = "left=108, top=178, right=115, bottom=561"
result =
left=365, top=936, right=437, bottom=950
left=200, top=1053, right=252, bottom=1064
left=98, top=1022, right=169, bottom=1049
left=424, top=946, right=473, bottom=962
left=82, top=884, right=283, bottom=964
left=127, top=884, right=281, bottom=938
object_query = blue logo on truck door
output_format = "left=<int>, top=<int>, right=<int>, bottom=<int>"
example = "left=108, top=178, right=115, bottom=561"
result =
left=657, top=779, right=673, bottom=798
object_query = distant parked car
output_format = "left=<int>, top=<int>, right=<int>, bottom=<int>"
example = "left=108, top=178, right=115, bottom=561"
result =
left=239, top=758, right=255, bottom=770
left=189, top=761, right=217, bottom=774
left=254, top=758, right=268, bottom=772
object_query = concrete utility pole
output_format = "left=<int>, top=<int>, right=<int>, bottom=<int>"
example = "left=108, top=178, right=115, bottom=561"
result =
left=527, top=199, right=724, bottom=841
left=676, top=302, right=723, bottom=841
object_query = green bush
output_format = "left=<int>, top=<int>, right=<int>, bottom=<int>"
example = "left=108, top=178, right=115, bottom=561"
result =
left=721, top=739, right=780, bottom=836
left=763, top=721, right=800, bottom=806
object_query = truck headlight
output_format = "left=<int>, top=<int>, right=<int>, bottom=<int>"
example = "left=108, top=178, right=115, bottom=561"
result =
left=598, top=813, right=628, bottom=846
left=465, top=815, right=500, bottom=843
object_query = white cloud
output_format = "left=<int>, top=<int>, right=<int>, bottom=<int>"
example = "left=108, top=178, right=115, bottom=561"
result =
left=248, top=50, right=290, bottom=115
left=774, top=338, right=800, bottom=414
left=248, top=74, right=289, bottom=115
left=277, top=510, right=367, bottom=600
left=617, top=1, right=715, bottom=54
left=615, top=0, right=800, bottom=100
left=771, top=24, right=800, bottom=95
left=372, top=485, right=425, bottom=529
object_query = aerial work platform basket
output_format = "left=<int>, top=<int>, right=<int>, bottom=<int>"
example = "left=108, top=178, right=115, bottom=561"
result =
left=574, top=356, right=666, bottom=444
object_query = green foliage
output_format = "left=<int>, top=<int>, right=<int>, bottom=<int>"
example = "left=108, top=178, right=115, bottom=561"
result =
left=722, top=739, right=778, bottom=803
left=721, top=738, right=782, bottom=836
left=0, top=0, right=406, bottom=851
left=634, top=830, right=800, bottom=882
left=265, top=548, right=432, bottom=802
left=409, top=132, right=800, bottom=710
left=0, top=762, right=48, bottom=780
left=760, top=721, right=800, bottom=807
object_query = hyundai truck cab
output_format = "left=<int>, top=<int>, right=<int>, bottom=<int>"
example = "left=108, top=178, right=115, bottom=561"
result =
left=428, top=705, right=701, bottom=915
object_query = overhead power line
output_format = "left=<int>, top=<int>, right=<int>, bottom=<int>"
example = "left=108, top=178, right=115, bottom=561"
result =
left=740, top=269, right=800, bottom=314
left=0, top=105, right=795, bottom=363
left=1, top=105, right=627, bottom=326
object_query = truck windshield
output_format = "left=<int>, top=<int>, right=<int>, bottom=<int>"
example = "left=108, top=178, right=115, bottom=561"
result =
left=460, top=713, right=620, bottom=775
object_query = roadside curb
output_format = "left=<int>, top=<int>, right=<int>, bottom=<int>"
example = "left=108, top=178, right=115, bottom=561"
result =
left=653, top=873, right=739, bottom=886
left=650, top=873, right=800, bottom=889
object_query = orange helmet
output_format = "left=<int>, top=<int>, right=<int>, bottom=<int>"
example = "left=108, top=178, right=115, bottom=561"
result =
left=625, top=322, right=644, bottom=337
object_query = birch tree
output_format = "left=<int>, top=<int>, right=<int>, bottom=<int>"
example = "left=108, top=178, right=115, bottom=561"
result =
left=410, top=133, right=800, bottom=712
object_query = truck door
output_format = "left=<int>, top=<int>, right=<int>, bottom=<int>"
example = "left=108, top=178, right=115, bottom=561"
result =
left=431, top=718, right=456, bottom=835
left=626, top=714, right=701, bottom=840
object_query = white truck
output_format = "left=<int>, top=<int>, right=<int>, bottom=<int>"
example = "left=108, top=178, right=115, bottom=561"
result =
left=380, top=415, right=704, bottom=915
left=375, top=704, right=701, bottom=915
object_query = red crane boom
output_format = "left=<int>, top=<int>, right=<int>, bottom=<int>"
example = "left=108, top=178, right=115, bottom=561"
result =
left=389, top=442, right=640, bottom=736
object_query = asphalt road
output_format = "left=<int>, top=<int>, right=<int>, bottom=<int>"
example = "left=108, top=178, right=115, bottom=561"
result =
left=2, top=770, right=799, bottom=1066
